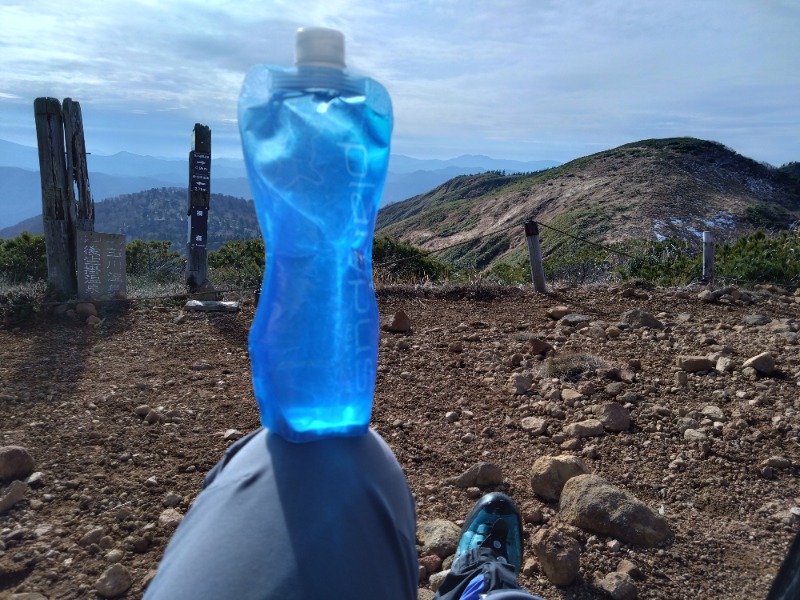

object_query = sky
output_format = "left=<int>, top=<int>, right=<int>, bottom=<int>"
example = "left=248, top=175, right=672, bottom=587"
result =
left=1, top=0, right=798, bottom=167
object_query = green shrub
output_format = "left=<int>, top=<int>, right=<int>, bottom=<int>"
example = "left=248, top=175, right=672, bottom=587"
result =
left=373, top=236, right=447, bottom=283
left=208, top=239, right=266, bottom=288
left=126, top=240, right=184, bottom=282
left=0, top=281, right=46, bottom=328
left=716, top=230, right=800, bottom=287
left=0, top=232, right=47, bottom=283
left=615, top=239, right=701, bottom=286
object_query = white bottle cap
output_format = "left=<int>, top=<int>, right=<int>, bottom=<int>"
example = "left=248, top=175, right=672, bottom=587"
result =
left=295, top=27, right=346, bottom=69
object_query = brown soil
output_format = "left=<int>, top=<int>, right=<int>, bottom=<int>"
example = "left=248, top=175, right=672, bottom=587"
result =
left=1, top=284, right=799, bottom=599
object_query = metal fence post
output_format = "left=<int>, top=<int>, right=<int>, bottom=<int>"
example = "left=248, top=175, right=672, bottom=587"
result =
left=524, top=220, right=547, bottom=292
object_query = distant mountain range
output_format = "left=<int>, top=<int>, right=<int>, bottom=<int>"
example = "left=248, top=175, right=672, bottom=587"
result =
left=0, top=138, right=558, bottom=232
left=5, top=137, right=798, bottom=278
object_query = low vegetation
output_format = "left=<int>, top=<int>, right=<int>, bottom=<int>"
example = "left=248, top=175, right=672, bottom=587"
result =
left=1, top=223, right=798, bottom=327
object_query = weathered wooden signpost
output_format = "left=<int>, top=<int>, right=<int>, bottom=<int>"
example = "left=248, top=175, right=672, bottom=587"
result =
left=524, top=220, right=547, bottom=293
left=185, top=124, right=211, bottom=290
left=34, top=97, right=97, bottom=298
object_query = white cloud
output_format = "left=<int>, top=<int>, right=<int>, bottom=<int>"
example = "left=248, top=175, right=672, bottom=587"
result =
left=0, top=0, right=798, bottom=165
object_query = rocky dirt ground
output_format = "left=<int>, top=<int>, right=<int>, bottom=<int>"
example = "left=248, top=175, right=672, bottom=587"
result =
left=1, top=283, right=799, bottom=599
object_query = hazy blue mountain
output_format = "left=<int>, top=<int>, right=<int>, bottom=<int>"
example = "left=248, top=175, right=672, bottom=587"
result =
left=0, top=138, right=559, bottom=231
left=389, top=154, right=559, bottom=174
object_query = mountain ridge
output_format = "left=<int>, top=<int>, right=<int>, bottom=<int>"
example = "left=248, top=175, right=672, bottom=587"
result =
left=0, top=138, right=559, bottom=229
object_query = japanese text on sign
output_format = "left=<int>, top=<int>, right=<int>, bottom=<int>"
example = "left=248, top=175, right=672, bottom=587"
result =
left=76, top=231, right=127, bottom=298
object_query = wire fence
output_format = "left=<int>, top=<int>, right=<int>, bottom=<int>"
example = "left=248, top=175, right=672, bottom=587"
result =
left=376, top=217, right=636, bottom=268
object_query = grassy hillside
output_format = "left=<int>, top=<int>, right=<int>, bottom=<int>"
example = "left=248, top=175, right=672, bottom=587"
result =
left=376, top=138, right=800, bottom=272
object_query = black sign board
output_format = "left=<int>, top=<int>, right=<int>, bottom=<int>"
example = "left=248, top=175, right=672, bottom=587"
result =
left=190, top=151, right=211, bottom=192
left=189, top=207, right=209, bottom=248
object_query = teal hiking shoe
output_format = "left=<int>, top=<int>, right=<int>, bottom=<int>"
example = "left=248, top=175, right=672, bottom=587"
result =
left=455, top=492, right=524, bottom=572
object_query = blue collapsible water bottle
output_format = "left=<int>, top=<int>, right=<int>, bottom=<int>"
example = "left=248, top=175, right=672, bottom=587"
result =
left=239, top=27, right=393, bottom=442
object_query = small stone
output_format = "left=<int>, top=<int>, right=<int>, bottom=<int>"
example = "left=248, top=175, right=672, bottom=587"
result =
left=419, top=554, right=443, bottom=574
left=429, top=570, right=448, bottom=592
left=520, top=417, right=548, bottom=435
left=460, top=433, right=475, bottom=443
left=675, top=371, right=688, bottom=387
left=617, top=558, right=645, bottom=580
left=532, top=527, right=581, bottom=586
left=24, top=472, right=45, bottom=489
left=528, top=338, right=554, bottom=355
left=80, top=527, right=105, bottom=547
left=563, top=419, right=605, bottom=438
left=763, top=456, right=791, bottom=469
left=134, top=405, right=151, bottom=417
left=224, top=429, right=243, bottom=441
left=742, top=352, right=775, bottom=375
left=381, top=309, right=412, bottom=333
left=95, top=564, right=132, bottom=598
left=743, top=314, right=771, bottom=326
left=561, top=388, right=584, bottom=402
left=86, top=314, right=102, bottom=326
left=105, top=549, right=125, bottom=563
left=144, top=409, right=162, bottom=424
left=700, top=405, right=725, bottom=422
left=547, top=306, right=571, bottom=320
left=163, top=493, right=181, bottom=508
left=508, top=373, right=533, bottom=395
left=676, top=356, right=714, bottom=372
left=716, top=356, right=735, bottom=373
left=530, top=454, right=590, bottom=502
left=76, top=302, right=98, bottom=318
left=417, top=519, right=461, bottom=559
left=159, top=508, right=183, bottom=528
left=559, top=314, right=592, bottom=328
left=598, top=571, right=637, bottom=600
left=0, top=479, right=28, bottom=514
left=445, top=411, right=460, bottom=423
left=450, top=462, right=503, bottom=488
left=684, top=429, right=707, bottom=442
left=445, top=339, right=464, bottom=353
left=620, top=309, right=663, bottom=329
left=595, top=403, right=630, bottom=432
left=0, top=446, right=35, bottom=480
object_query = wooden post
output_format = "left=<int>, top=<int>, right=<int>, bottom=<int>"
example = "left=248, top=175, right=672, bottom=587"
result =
left=702, top=231, right=715, bottom=285
left=524, top=220, right=547, bottom=292
left=34, top=97, right=77, bottom=298
left=62, top=98, right=95, bottom=233
left=185, top=124, right=211, bottom=290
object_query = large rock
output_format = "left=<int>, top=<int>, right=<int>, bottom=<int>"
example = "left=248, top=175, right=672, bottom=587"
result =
left=620, top=309, right=664, bottom=330
left=417, top=519, right=461, bottom=559
left=381, top=309, right=412, bottom=333
left=532, top=527, right=581, bottom=586
left=560, top=474, right=671, bottom=547
left=530, top=455, right=590, bottom=502
left=0, top=446, right=35, bottom=481
left=742, top=352, right=775, bottom=375
left=449, top=462, right=503, bottom=488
